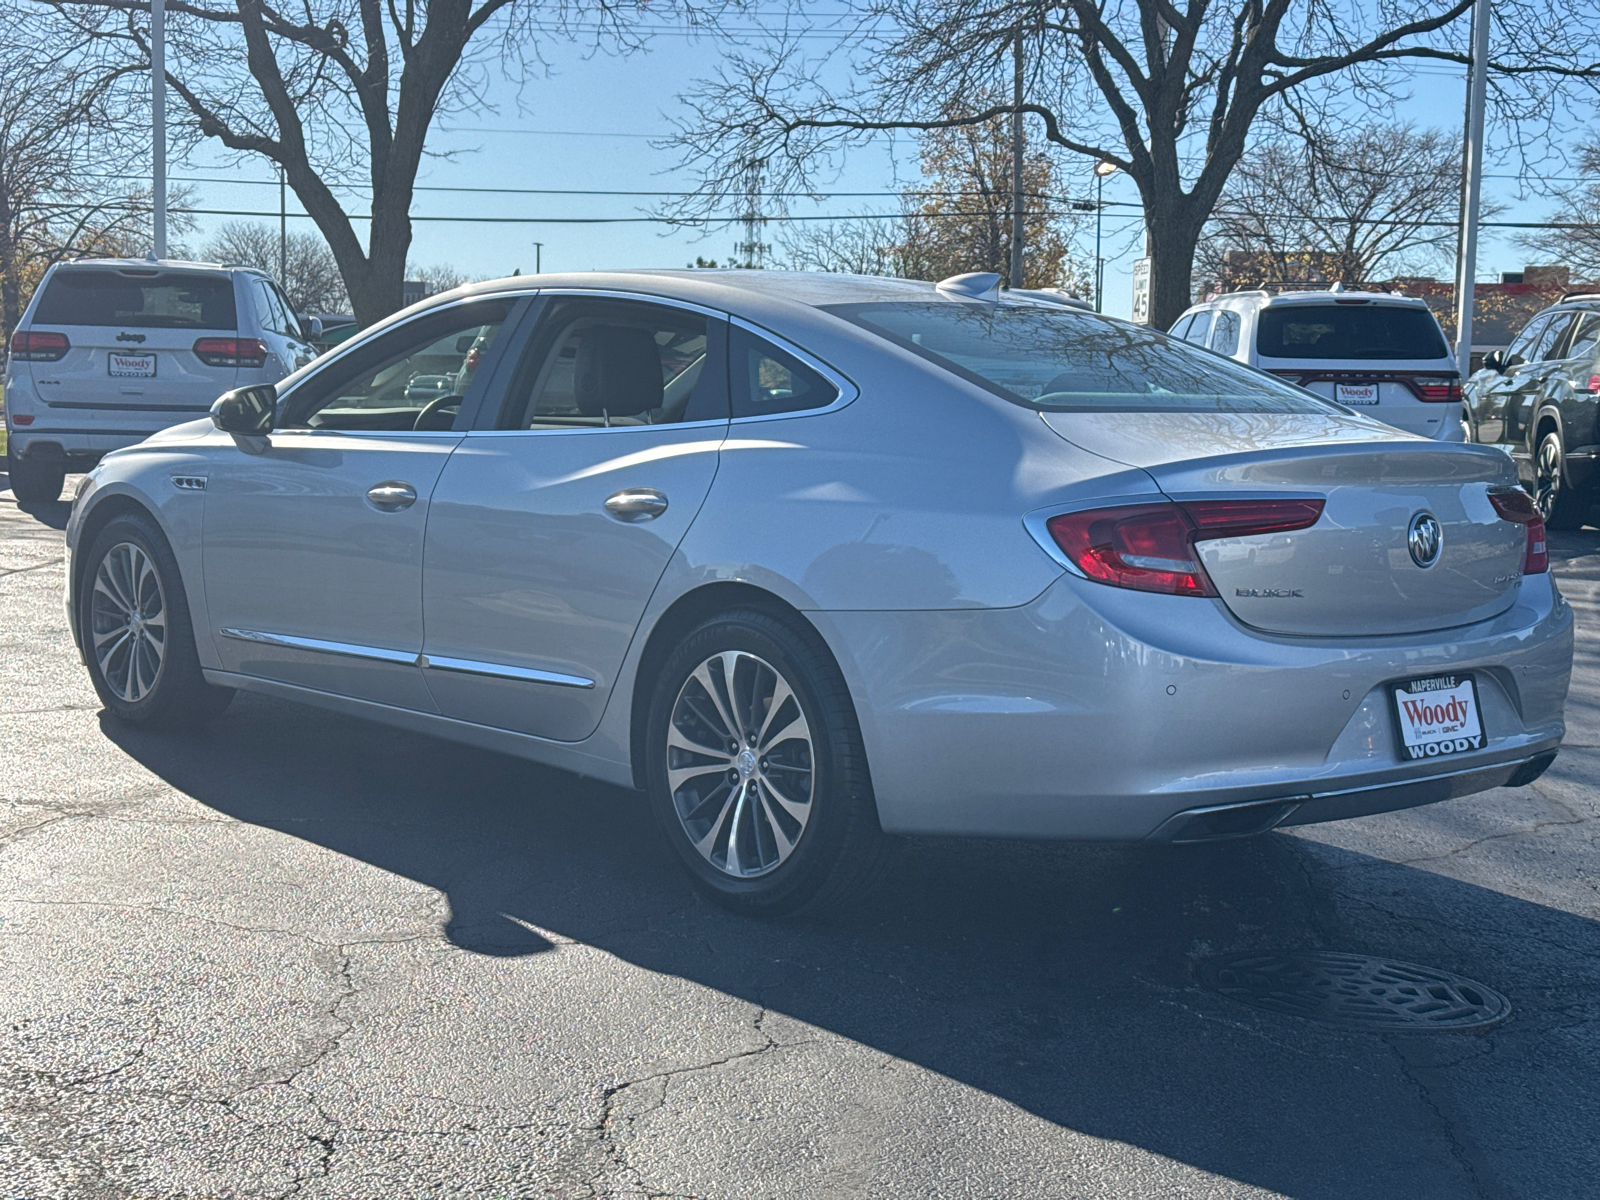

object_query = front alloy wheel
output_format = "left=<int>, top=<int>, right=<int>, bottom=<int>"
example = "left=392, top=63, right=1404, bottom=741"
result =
left=90, top=541, right=169, bottom=703
left=1534, top=430, right=1588, bottom=530
left=646, top=610, right=887, bottom=916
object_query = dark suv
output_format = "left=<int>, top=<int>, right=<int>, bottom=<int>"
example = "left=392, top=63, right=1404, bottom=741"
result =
left=1465, top=294, right=1600, bottom=528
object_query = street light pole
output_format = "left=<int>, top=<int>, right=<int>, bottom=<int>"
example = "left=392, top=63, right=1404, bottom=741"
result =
left=279, top=166, right=287, bottom=284
left=1093, top=161, right=1118, bottom=313
left=533, top=242, right=543, bottom=275
left=1454, top=0, right=1492, bottom=380
left=1009, top=28, right=1025, bottom=289
left=151, top=0, right=166, bottom=260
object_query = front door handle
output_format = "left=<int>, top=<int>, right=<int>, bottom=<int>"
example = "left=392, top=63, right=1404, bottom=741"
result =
left=604, top=487, right=669, bottom=521
left=366, top=481, right=418, bottom=512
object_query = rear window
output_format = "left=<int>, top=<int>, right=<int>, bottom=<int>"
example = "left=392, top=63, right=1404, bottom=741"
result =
left=33, top=269, right=237, bottom=330
left=1256, top=304, right=1448, bottom=361
left=824, top=301, right=1332, bottom=413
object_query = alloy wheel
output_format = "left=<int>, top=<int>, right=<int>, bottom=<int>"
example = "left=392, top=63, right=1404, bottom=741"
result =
left=90, top=541, right=168, bottom=703
left=666, top=650, right=814, bottom=878
left=1535, top=436, right=1564, bottom=521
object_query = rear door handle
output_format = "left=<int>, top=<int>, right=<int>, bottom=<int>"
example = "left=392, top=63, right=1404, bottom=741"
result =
left=366, top=481, right=418, bottom=512
left=604, top=488, right=668, bottom=521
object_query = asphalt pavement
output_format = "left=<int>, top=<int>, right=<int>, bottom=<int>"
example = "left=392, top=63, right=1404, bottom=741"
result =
left=2, top=470, right=1597, bottom=1200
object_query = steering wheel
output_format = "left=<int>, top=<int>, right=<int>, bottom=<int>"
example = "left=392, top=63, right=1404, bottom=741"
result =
left=413, top=394, right=459, bottom=431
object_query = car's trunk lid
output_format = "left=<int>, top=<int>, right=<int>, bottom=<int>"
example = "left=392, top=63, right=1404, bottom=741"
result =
left=1041, top=411, right=1530, bottom=637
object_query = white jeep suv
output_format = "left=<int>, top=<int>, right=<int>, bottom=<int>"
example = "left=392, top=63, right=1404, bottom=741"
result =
left=1170, top=287, right=1465, bottom=441
left=4, top=259, right=318, bottom=502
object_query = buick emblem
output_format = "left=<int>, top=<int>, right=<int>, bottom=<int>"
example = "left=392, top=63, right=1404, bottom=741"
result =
left=1408, top=512, right=1442, bottom=568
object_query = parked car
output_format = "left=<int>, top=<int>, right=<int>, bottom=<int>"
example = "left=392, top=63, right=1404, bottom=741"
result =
left=65, top=270, right=1571, bottom=915
left=3, top=258, right=318, bottom=502
left=1171, top=287, right=1465, bottom=441
left=1463, top=293, right=1600, bottom=528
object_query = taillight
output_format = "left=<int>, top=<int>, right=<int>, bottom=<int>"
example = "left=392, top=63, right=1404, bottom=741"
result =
left=10, top=330, right=69, bottom=361
left=1414, top=378, right=1463, bottom=403
left=193, top=337, right=268, bottom=368
left=1488, top=489, right=1548, bottom=574
left=1045, top=498, right=1325, bottom=597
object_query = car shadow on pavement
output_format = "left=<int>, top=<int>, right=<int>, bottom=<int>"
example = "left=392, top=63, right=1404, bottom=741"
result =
left=99, top=692, right=1600, bottom=1200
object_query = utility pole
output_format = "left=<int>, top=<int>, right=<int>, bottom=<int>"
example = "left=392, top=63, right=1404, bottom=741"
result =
left=1009, top=28, right=1025, bottom=289
left=278, top=166, right=287, bottom=284
left=151, top=0, right=166, bottom=260
left=533, top=242, right=543, bottom=274
left=1454, top=0, right=1491, bottom=380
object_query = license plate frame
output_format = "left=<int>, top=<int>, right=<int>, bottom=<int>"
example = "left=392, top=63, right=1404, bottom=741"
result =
left=1389, top=674, right=1485, bottom=762
left=108, top=352, right=157, bottom=378
left=1336, top=382, right=1379, bottom=406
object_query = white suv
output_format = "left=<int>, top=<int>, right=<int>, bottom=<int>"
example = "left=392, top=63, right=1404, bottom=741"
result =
left=4, top=259, right=319, bottom=502
left=1169, top=287, right=1465, bottom=441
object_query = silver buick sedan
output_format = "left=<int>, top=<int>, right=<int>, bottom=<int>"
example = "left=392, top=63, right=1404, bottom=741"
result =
left=65, top=270, right=1573, bottom=915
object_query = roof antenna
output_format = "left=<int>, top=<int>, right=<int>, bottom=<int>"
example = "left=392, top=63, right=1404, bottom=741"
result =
left=936, top=272, right=1003, bottom=300
left=1329, top=280, right=1345, bottom=292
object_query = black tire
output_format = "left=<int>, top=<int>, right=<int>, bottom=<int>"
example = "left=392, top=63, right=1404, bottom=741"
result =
left=78, top=511, right=233, bottom=727
left=5, top=444, right=65, bottom=504
left=645, top=609, right=888, bottom=917
left=1533, top=430, right=1589, bottom=531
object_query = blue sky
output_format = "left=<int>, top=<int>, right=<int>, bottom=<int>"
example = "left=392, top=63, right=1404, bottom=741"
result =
left=168, top=14, right=1570, bottom=320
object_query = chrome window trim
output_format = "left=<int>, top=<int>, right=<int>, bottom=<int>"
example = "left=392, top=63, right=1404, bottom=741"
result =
left=220, top=627, right=418, bottom=665
left=463, top=418, right=729, bottom=439
left=420, top=653, right=595, bottom=689
left=528, top=288, right=726, bottom=322
left=727, top=314, right=860, bottom=423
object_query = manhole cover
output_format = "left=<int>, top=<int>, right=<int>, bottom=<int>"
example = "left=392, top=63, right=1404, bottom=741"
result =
left=1198, top=951, right=1511, bottom=1032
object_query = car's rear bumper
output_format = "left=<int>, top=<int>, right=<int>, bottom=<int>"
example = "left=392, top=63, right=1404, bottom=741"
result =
left=810, top=571, right=1573, bottom=840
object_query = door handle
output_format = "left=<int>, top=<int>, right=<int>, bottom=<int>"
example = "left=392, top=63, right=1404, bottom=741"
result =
left=604, top=488, right=669, bottom=521
left=366, top=481, right=418, bottom=512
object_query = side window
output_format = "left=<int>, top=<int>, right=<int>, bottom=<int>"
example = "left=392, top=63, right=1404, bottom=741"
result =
left=251, top=278, right=293, bottom=337
left=1537, top=313, right=1577, bottom=361
left=1184, top=310, right=1214, bottom=346
left=1506, top=316, right=1550, bottom=367
left=281, top=299, right=512, bottom=432
left=499, top=298, right=728, bottom=430
left=1168, top=314, right=1194, bottom=340
left=729, top=325, right=840, bottom=418
left=1210, top=310, right=1241, bottom=356
left=1566, top=313, right=1600, bottom=364
left=270, top=282, right=301, bottom=338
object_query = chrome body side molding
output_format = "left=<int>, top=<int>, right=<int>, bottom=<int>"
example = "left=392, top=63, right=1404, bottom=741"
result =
left=419, top=654, right=596, bottom=690
left=219, top=627, right=419, bottom=666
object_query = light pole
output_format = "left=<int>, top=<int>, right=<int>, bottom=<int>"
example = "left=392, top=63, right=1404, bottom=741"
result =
left=1093, top=161, right=1118, bottom=313
left=151, top=0, right=166, bottom=259
left=1454, top=0, right=1491, bottom=380
left=533, top=242, right=543, bottom=275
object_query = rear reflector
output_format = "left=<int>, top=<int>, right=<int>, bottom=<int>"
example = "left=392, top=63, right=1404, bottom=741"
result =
left=1488, top=489, right=1548, bottom=574
left=10, top=330, right=69, bottom=361
left=193, top=337, right=268, bottom=368
left=11, top=413, right=33, bottom=425
left=1046, top=498, right=1325, bottom=597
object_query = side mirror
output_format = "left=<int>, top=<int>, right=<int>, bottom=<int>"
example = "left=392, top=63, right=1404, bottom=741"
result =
left=301, top=316, right=324, bottom=342
left=1481, top=349, right=1506, bottom=373
left=455, top=334, right=477, bottom=354
left=211, top=384, right=277, bottom=436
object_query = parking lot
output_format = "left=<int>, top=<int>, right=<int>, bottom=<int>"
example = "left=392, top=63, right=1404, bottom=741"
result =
left=2, top=471, right=1597, bottom=1199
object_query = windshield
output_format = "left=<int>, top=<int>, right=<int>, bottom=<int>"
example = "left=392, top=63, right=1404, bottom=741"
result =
left=1256, top=304, right=1449, bottom=361
left=824, top=301, right=1333, bottom=413
left=33, top=269, right=238, bottom=330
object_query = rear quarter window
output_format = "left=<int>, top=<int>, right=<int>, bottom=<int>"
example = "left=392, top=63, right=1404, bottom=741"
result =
left=33, top=270, right=237, bottom=330
left=1256, top=304, right=1448, bottom=361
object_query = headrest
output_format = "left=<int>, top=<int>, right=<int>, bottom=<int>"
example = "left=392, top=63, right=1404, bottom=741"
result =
left=574, top=325, right=663, bottom=417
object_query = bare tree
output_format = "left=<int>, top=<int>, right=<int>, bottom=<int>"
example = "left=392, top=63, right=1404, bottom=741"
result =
left=1519, top=138, right=1600, bottom=281
left=39, top=0, right=722, bottom=325
left=0, top=25, right=179, bottom=341
left=777, top=214, right=909, bottom=275
left=1197, top=125, right=1478, bottom=291
left=667, top=0, right=1600, bottom=328
left=201, top=220, right=349, bottom=312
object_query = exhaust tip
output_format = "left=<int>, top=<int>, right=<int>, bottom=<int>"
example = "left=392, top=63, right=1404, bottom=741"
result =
left=1152, top=797, right=1306, bottom=843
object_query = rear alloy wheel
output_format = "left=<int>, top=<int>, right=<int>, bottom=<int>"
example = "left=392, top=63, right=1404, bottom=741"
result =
left=646, top=610, right=887, bottom=917
left=1534, top=430, right=1589, bottom=531
left=5, top=445, right=65, bottom=504
left=80, top=513, right=233, bottom=726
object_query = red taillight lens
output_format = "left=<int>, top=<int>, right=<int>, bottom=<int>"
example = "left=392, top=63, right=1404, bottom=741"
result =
left=9, top=330, right=69, bottom=361
left=1414, top=378, right=1463, bottom=403
left=1488, top=489, right=1548, bottom=574
left=192, top=337, right=268, bottom=368
left=1046, top=498, right=1325, bottom=597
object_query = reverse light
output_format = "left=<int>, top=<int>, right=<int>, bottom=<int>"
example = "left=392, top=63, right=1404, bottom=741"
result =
left=10, top=330, right=69, bottom=361
left=193, top=337, right=268, bottom=368
left=1488, top=489, right=1548, bottom=575
left=1045, top=498, right=1325, bottom=597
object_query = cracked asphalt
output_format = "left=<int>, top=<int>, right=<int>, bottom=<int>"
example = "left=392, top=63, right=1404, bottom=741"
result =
left=2, top=470, right=1597, bottom=1200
